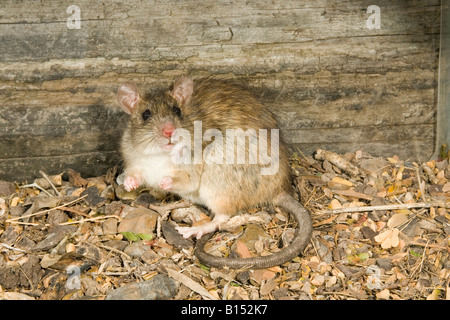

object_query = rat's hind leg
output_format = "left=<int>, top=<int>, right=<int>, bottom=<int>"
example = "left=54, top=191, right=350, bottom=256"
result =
left=176, top=212, right=230, bottom=239
left=176, top=196, right=236, bottom=239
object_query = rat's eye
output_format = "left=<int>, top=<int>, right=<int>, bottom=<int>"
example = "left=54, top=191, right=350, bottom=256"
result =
left=142, top=109, right=152, bottom=121
left=172, top=105, right=182, bottom=118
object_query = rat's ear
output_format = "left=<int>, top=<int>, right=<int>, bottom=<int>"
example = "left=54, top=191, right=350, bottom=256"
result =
left=117, top=82, right=140, bottom=114
left=171, top=76, right=194, bottom=106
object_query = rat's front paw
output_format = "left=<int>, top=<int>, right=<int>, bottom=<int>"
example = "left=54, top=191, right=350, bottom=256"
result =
left=124, top=176, right=140, bottom=191
left=159, top=176, right=173, bottom=191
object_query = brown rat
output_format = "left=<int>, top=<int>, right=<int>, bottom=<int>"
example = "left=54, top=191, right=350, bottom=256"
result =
left=117, top=76, right=312, bottom=269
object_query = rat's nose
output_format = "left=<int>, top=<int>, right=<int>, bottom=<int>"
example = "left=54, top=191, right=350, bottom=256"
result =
left=162, top=123, right=175, bottom=138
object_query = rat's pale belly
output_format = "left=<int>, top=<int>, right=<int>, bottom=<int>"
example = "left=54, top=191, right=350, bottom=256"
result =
left=136, top=154, right=176, bottom=189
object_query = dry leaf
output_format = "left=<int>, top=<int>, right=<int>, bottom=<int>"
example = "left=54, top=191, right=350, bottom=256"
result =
left=266, top=266, right=283, bottom=274
left=227, top=286, right=249, bottom=300
left=329, top=199, right=342, bottom=210
left=426, top=288, right=441, bottom=300
left=387, top=213, right=409, bottom=229
left=442, top=182, right=450, bottom=192
left=235, top=240, right=253, bottom=258
left=311, top=274, right=325, bottom=286
left=376, top=289, right=390, bottom=300
left=331, top=188, right=373, bottom=201
left=167, top=268, right=218, bottom=300
left=330, top=177, right=353, bottom=187
left=374, top=228, right=400, bottom=249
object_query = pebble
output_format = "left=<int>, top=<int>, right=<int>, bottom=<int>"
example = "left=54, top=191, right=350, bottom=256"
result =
left=105, top=274, right=179, bottom=300
left=376, top=258, right=393, bottom=271
left=311, top=274, right=325, bottom=286
left=46, top=210, right=69, bottom=226
left=118, top=207, right=159, bottom=235
left=124, top=240, right=149, bottom=258
left=0, top=180, right=15, bottom=196
left=272, top=287, right=289, bottom=300
left=232, top=224, right=271, bottom=252
left=81, top=186, right=107, bottom=208
left=102, top=218, right=118, bottom=235
left=361, top=226, right=377, bottom=240
left=134, top=192, right=157, bottom=207
left=102, top=240, right=129, bottom=251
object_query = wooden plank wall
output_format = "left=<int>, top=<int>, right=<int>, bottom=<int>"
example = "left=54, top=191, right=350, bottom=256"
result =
left=0, top=0, right=441, bottom=181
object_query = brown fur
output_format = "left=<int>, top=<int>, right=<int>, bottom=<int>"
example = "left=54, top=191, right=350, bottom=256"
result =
left=118, top=76, right=312, bottom=269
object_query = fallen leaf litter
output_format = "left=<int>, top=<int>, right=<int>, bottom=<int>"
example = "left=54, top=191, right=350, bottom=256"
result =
left=0, top=149, right=449, bottom=300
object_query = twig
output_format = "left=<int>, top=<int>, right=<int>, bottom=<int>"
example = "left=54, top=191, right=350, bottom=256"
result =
left=317, top=201, right=449, bottom=215
left=314, top=149, right=361, bottom=176
left=416, top=166, right=427, bottom=203
left=39, top=170, right=61, bottom=197
left=6, top=195, right=87, bottom=222
left=58, top=214, right=122, bottom=225
left=422, top=164, right=438, bottom=184
left=410, top=240, right=430, bottom=278
left=6, top=221, right=40, bottom=226
left=50, top=226, right=81, bottom=256
left=0, top=242, right=27, bottom=253
left=19, top=182, right=52, bottom=196
left=167, top=268, right=218, bottom=300
left=59, top=206, right=91, bottom=218
left=88, top=242, right=131, bottom=260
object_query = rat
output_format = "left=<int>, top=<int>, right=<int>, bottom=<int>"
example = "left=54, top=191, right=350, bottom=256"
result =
left=117, top=76, right=312, bottom=269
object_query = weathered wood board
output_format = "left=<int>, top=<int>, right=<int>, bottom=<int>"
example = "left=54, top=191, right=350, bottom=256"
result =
left=0, top=0, right=441, bottom=181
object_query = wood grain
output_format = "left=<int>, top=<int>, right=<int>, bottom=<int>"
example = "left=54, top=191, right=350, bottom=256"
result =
left=0, top=0, right=440, bottom=181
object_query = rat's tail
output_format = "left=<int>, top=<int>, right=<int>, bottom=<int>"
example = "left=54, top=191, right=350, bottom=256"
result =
left=194, top=192, right=312, bottom=269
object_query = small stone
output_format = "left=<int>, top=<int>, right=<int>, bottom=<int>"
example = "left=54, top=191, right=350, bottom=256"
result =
left=81, top=186, right=107, bottom=208
left=103, top=240, right=129, bottom=251
left=376, top=258, right=393, bottom=271
left=102, top=218, right=118, bottom=235
left=103, top=201, right=126, bottom=216
left=105, top=274, right=179, bottom=300
left=124, top=241, right=149, bottom=258
left=0, top=180, right=15, bottom=196
left=361, top=226, right=377, bottom=240
left=141, top=249, right=162, bottom=264
left=0, top=226, right=19, bottom=245
left=118, top=207, right=159, bottom=235
left=115, top=184, right=140, bottom=201
left=134, top=192, right=157, bottom=207
left=100, top=185, right=116, bottom=200
left=46, top=210, right=69, bottom=226
left=311, top=274, right=325, bottom=286
left=9, top=205, right=25, bottom=217
left=260, top=278, right=277, bottom=296
left=232, top=224, right=271, bottom=252
left=16, top=236, right=36, bottom=251
left=86, top=177, right=107, bottom=193
left=376, top=289, right=390, bottom=300
left=281, top=228, right=295, bottom=246
left=236, top=271, right=250, bottom=285
left=272, top=287, right=289, bottom=300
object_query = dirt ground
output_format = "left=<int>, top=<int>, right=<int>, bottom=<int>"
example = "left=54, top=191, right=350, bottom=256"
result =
left=0, top=148, right=449, bottom=300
